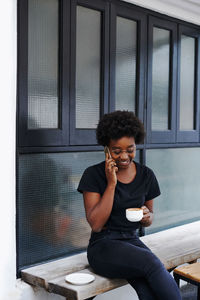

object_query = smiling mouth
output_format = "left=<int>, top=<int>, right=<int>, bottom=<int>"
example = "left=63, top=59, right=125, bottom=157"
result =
left=117, top=160, right=130, bottom=166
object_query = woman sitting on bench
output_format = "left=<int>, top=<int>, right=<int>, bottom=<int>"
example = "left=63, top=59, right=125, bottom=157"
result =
left=78, top=110, right=182, bottom=300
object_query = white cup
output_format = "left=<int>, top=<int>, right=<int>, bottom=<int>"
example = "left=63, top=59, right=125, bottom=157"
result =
left=126, top=208, right=143, bottom=222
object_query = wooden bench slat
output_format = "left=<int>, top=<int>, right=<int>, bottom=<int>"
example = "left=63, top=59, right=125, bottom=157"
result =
left=48, top=268, right=127, bottom=300
left=141, top=222, right=200, bottom=269
left=174, top=262, right=200, bottom=283
left=21, top=252, right=88, bottom=288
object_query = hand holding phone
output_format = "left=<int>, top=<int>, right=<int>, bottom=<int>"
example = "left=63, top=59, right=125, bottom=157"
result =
left=104, top=146, right=118, bottom=187
left=104, top=146, right=112, bottom=159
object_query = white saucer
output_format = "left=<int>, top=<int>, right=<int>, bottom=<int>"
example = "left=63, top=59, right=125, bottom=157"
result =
left=65, top=272, right=95, bottom=285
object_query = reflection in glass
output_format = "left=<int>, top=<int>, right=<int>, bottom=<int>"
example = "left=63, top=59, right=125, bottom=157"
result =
left=76, top=6, right=101, bottom=129
left=18, top=150, right=140, bottom=268
left=180, top=35, right=195, bottom=130
left=146, top=148, right=200, bottom=234
left=18, top=151, right=104, bottom=268
left=152, top=27, right=170, bottom=131
left=28, top=0, right=59, bottom=129
left=116, top=17, right=137, bottom=112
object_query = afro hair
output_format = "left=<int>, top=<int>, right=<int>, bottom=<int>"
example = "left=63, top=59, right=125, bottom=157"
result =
left=96, top=110, right=145, bottom=146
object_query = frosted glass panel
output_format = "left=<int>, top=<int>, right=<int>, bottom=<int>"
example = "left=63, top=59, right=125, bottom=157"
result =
left=18, top=151, right=104, bottom=268
left=180, top=35, right=195, bottom=130
left=28, top=0, right=59, bottom=129
left=152, top=27, right=170, bottom=130
left=76, top=6, right=101, bottom=129
left=116, top=17, right=137, bottom=112
left=146, top=148, right=200, bottom=234
left=18, top=150, right=140, bottom=268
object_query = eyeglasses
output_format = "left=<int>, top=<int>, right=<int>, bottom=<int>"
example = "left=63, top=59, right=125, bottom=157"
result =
left=111, top=145, right=136, bottom=156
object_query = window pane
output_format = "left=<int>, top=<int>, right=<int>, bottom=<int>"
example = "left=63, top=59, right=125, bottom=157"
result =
left=146, top=148, right=200, bottom=234
left=18, top=150, right=140, bottom=269
left=76, top=6, right=101, bottom=129
left=18, top=152, right=104, bottom=268
left=152, top=27, right=170, bottom=131
left=116, top=17, right=137, bottom=112
left=179, top=35, right=195, bottom=130
left=28, top=0, right=59, bottom=129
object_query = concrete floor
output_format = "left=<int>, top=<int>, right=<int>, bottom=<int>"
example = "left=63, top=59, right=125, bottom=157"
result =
left=181, top=283, right=197, bottom=300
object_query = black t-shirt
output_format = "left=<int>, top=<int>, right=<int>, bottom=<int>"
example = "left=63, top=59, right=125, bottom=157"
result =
left=78, top=161, right=161, bottom=231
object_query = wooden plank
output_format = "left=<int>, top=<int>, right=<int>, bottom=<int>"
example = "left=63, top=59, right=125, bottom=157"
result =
left=21, top=252, right=88, bottom=288
left=48, top=268, right=127, bottom=300
left=174, top=262, right=200, bottom=283
left=141, top=221, right=200, bottom=269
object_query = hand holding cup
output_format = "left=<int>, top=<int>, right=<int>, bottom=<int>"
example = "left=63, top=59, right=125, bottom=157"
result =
left=140, top=205, right=152, bottom=226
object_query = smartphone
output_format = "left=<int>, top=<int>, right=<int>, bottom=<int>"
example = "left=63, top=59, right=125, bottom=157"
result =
left=104, top=146, right=112, bottom=159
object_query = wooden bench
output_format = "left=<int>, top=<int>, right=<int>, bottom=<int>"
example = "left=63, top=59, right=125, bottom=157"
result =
left=173, top=262, right=200, bottom=300
left=21, top=220, right=200, bottom=300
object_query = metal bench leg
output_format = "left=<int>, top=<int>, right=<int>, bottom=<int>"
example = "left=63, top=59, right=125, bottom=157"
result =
left=173, top=273, right=180, bottom=288
left=197, top=286, right=200, bottom=300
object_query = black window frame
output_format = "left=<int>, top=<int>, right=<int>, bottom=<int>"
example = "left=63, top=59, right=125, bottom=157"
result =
left=146, top=16, right=177, bottom=144
left=109, top=2, right=146, bottom=123
left=18, top=0, right=70, bottom=147
left=69, top=0, right=109, bottom=146
left=17, top=0, right=200, bottom=152
left=176, top=24, right=200, bottom=143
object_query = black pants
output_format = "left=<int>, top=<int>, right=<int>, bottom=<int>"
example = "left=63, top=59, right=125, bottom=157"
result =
left=87, top=229, right=182, bottom=300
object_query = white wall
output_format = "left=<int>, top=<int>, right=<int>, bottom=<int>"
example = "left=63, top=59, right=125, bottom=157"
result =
left=0, top=0, right=199, bottom=300
left=0, top=0, right=17, bottom=299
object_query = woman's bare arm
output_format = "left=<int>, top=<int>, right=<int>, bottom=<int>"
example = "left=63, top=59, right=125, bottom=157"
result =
left=83, top=185, right=115, bottom=232
left=83, top=152, right=118, bottom=232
